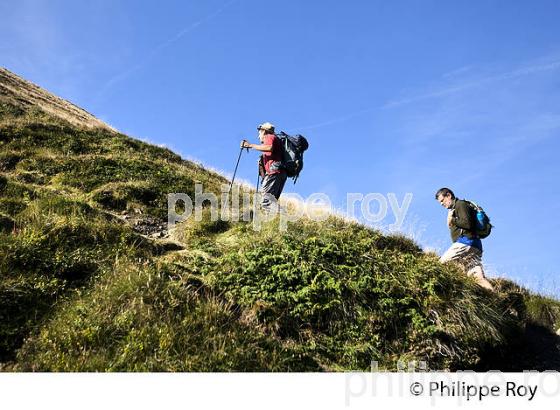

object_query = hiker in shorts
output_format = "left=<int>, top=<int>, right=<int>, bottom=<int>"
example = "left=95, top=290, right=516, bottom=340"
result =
left=241, top=122, right=287, bottom=211
left=435, top=188, right=494, bottom=291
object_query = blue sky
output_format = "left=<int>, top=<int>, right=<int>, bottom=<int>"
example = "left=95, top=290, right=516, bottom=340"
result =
left=2, top=0, right=560, bottom=296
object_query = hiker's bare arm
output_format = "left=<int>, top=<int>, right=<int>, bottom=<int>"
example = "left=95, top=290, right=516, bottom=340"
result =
left=447, top=210, right=454, bottom=227
left=250, top=144, right=272, bottom=152
left=241, top=140, right=272, bottom=152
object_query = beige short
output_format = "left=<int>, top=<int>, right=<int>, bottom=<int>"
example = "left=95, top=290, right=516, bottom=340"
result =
left=440, top=242, right=486, bottom=280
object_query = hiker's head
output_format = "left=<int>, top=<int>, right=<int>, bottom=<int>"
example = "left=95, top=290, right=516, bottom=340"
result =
left=257, top=122, right=275, bottom=140
left=435, top=187, right=455, bottom=209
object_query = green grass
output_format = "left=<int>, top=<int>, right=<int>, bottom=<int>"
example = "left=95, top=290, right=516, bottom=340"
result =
left=12, top=257, right=319, bottom=371
left=170, top=214, right=522, bottom=370
left=1, top=95, right=559, bottom=371
left=0, top=187, right=156, bottom=361
left=524, top=293, right=560, bottom=330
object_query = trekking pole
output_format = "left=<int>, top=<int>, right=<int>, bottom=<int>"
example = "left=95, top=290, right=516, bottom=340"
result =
left=229, top=144, right=248, bottom=195
left=256, top=169, right=260, bottom=193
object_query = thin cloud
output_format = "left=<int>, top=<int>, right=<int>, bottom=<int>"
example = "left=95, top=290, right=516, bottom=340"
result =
left=1, top=1, right=59, bottom=75
left=97, top=0, right=238, bottom=98
left=384, top=59, right=560, bottom=108
left=456, top=112, right=560, bottom=186
left=386, top=55, right=560, bottom=191
left=292, top=57, right=560, bottom=132
left=291, top=106, right=378, bottom=132
left=442, top=65, right=473, bottom=79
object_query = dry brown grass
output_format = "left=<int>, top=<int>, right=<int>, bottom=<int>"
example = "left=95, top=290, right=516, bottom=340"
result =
left=1, top=67, right=115, bottom=131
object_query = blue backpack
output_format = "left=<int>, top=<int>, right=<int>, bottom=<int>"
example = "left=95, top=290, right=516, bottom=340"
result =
left=465, top=200, right=493, bottom=239
left=277, top=132, right=309, bottom=183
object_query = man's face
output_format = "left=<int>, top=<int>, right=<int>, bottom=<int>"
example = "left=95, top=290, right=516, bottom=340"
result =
left=437, top=194, right=454, bottom=209
left=257, top=129, right=265, bottom=142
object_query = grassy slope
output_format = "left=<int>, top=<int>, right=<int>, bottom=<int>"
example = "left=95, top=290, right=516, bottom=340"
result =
left=1, top=92, right=559, bottom=371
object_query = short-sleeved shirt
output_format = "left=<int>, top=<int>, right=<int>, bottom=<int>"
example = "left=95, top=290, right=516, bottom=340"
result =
left=262, top=134, right=284, bottom=175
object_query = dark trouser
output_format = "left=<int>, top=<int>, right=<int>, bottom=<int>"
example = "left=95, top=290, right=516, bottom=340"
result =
left=260, top=172, right=287, bottom=210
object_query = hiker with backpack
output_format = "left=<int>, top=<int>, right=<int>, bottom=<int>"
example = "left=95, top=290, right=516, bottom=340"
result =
left=241, top=122, right=287, bottom=210
left=435, top=188, right=494, bottom=291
